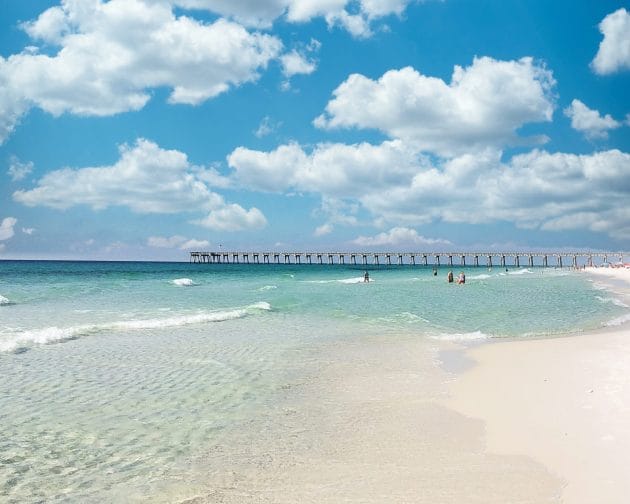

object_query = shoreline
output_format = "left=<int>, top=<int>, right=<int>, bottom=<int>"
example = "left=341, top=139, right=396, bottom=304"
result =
left=446, top=266, right=630, bottom=504
left=191, top=266, right=630, bottom=503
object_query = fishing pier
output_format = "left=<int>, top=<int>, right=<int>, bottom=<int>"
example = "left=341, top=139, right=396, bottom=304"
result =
left=190, top=251, right=626, bottom=268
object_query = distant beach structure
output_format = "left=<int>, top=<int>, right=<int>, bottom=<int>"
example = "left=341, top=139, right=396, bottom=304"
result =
left=189, top=250, right=625, bottom=269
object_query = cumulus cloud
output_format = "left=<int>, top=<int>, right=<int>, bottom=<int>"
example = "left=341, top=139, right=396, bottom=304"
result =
left=591, top=8, right=630, bottom=75
left=172, top=0, right=415, bottom=36
left=564, top=99, right=622, bottom=139
left=22, top=227, right=35, bottom=235
left=314, top=57, right=555, bottom=156
left=0, top=0, right=282, bottom=144
left=229, top=139, right=423, bottom=196
left=193, top=205, right=267, bottom=231
left=0, top=217, right=17, bottom=241
left=352, top=227, right=452, bottom=247
left=148, top=235, right=210, bottom=250
left=367, top=148, right=630, bottom=238
left=228, top=135, right=630, bottom=239
left=13, top=138, right=266, bottom=232
left=7, top=156, right=34, bottom=181
left=280, top=49, right=317, bottom=77
left=314, top=223, right=334, bottom=236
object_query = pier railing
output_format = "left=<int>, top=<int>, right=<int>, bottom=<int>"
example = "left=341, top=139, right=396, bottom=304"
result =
left=189, top=251, right=626, bottom=268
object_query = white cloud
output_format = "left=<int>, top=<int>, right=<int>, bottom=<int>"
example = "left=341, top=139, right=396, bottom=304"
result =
left=352, top=227, right=452, bottom=247
left=22, top=227, right=35, bottom=235
left=314, top=223, right=333, bottom=236
left=172, top=0, right=415, bottom=36
left=193, top=205, right=267, bottom=231
left=228, top=139, right=423, bottom=196
left=13, top=138, right=266, bottom=232
left=148, top=235, right=210, bottom=250
left=229, top=135, right=630, bottom=239
left=7, top=156, right=34, bottom=181
left=180, top=238, right=211, bottom=250
left=563, top=99, right=622, bottom=139
left=172, top=0, right=289, bottom=28
left=280, top=49, right=317, bottom=77
left=314, top=57, right=555, bottom=156
left=591, top=8, right=630, bottom=75
left=0, top=217, right=17, bottom=241
left=0, top=0, right=282, bottom=143
left=366, top=148, right=630, bottom=238
left=254, top=116, right=280, bottom=138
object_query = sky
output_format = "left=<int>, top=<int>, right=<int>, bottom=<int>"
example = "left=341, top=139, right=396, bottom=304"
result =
left=0, top=0, right=629, bottom=261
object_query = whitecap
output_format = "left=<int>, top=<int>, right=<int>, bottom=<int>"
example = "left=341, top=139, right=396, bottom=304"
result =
left=338, top=277, right=370, bottom=284
left=258, top=285, right=277, bottom=291
left=0, top=302, right=272, bottom=353
left=468, top=274, right=491, bottom=280
left=508, top=269, right=532, bottom=275
left=172, top=278, right=196, bottom=286
left=0, top=294, right=11, bottom=306
left=303, top=277, right=372, bottom=284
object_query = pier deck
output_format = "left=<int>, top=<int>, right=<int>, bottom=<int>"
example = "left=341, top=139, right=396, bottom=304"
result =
left=189, top=251, right=626, bottom=268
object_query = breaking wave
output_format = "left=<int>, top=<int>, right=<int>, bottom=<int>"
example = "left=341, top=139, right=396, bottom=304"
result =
left=0, top=302, right=272, bottom=353
left=604, top=313, right=630, bottom=327
left=172, top=278, right=196, bottom=286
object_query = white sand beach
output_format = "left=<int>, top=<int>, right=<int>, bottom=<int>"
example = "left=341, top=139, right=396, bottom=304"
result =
left=447, top=266, right=630, bottom=504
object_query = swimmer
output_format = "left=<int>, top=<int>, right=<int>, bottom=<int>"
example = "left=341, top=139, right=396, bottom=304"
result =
left=457, top=271, right=466, bottom=284
left=364, top=271, right=370, bottom=283
left=447, top=270, right=454, bottom=283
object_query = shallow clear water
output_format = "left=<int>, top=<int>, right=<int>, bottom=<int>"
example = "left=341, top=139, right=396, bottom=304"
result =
left=0, top=261, right=628, bottom=501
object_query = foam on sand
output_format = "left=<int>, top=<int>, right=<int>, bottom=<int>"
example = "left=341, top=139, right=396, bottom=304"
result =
left=431, top=330, right=489, bottom=342
left=0, top=302, right=272, bottom=353
left=0, top=294, right=11, bottom=305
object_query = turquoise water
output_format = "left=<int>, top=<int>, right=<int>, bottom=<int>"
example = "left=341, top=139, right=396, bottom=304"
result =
left=1, top=261, right=628, bottom=501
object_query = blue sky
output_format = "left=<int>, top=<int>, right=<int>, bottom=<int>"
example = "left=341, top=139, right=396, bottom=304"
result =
left=0, top=0, right=629, bottom=260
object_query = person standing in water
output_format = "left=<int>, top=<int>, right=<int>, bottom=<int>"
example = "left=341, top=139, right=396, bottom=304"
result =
left=447, top=271, right=454, bottom=283
left=364, top=271, right=370, bottom=283
left=457, top=271, right=466, bottom=284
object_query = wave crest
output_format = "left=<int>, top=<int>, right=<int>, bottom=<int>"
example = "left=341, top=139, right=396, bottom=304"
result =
left=0, top=302, right=272, bottom=353
left=172, top=278, right=196, bottom=286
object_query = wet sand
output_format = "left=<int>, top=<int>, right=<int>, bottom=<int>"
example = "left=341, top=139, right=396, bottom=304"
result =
left=192, top=334, right=562, bottom=503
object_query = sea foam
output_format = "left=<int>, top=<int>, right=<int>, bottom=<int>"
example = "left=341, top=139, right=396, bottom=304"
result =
left=172, top=278, right=196, bottom=286
left=431, top=331, right=489, bottom=342
left=604, top=312, right=630, bottom=327
left=0, top=294, right=10, bottom=305
left=468, top=274, right=492, bottom=280
left=0, top=302, right=272, bottom=353
left=596, top=296, right=629, bottom=308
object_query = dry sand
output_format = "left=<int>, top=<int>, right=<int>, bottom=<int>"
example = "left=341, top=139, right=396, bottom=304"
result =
left=447, top=267, right=630, bottom=504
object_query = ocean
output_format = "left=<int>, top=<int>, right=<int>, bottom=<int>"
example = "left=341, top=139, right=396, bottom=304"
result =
left=1, top=260, right=628, bottom=502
